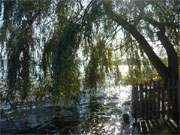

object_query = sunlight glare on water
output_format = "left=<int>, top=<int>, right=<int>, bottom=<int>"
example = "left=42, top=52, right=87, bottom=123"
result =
left=81, top=77, right=132, bottom=135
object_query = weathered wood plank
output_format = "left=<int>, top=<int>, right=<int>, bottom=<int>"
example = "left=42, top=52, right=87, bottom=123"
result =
left=132, top=78, right=179, bottom=133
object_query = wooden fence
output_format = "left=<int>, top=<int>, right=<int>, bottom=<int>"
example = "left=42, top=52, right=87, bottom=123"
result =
left=132, top=79, right=179, bottom=130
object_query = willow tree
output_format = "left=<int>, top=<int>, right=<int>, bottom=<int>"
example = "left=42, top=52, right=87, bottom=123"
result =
left=103, top=0, right=179, bottom=82
left=120, top=32, right=158, bottom=85
left=0, top=0, right=50, bottom=103
left=102, top=0, right=179, bottom=126
left=1, top=0, right=179, bottom=106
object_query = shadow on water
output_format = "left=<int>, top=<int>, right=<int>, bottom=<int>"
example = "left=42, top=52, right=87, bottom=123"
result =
left=0, top=85, right=132, bottom=134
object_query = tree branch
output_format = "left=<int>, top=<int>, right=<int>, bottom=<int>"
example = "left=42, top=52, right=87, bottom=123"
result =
left=103, top=0, right=169, bottom=80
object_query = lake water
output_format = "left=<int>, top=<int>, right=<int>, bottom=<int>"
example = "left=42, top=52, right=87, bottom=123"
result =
left=0, top=83, right=132, bottom=134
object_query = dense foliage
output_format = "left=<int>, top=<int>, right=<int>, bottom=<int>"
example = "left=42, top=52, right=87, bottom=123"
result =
left=0, top=0, right=179, bottom=106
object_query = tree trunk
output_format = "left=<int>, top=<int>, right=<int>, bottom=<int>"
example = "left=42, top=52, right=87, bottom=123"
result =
left=157, top=28, right=179, bottom=129
left=157, top=29, right=179, bottom=80
left=178, top=79, right=180, bottom=131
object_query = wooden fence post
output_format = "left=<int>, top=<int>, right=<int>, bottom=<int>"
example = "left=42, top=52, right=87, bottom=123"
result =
left=153, top=81, right=158, bottom=119
left=144, top=83, right=148, bottom=120
left=172, top=79, right=177, bottom=124
left=177, top=79, right=180, bottom=132
left=132, top=86, right=137, bottom=124
left=149, top=83, right=151, bottom=120
left=157, top=81, right=161, bottom=119
left=131, top=79, right=179, bottom=133
left=147, top=83, right=150, bottom=120
left=139, top=84, right=143, bottom=119
left=161, top=81, right=165, bottom=119
left=167, top=79, right=171, bottom=119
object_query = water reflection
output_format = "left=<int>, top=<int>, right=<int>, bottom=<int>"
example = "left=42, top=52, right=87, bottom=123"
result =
left=75, top=85, right=132, bottom=135
left=1, top=85, right=132, bottom=134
